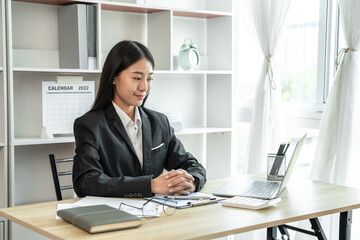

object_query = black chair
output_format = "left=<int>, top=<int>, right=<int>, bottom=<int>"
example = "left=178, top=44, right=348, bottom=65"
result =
left=49, top=154, right=74, bottom=201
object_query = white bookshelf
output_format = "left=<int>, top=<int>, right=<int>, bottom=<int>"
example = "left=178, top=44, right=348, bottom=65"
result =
left=5, top=0, right=233, bottom=238
left=0, top=0, right=7, bottom=239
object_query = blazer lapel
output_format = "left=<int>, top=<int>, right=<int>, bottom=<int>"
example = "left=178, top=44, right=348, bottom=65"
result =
left=140, top=108, right=152, bottom=175
left=105, top=104, right=138, bottom=161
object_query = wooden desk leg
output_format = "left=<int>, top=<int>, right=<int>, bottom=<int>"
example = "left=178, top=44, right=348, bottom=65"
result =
left=267, top=227, right=277, bottom=240
left=339, top=211, right=352, bottom=240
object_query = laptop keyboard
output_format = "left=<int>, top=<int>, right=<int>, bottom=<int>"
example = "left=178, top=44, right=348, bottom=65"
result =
left=242, top=181, right=280, bottom=197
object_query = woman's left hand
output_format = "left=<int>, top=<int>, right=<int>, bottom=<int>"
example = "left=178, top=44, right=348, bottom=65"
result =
left=165, top=169, right=196, bottom=195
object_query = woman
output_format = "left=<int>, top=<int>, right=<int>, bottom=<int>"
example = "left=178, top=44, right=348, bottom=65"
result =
left=73, top=40, right=206, bottom=198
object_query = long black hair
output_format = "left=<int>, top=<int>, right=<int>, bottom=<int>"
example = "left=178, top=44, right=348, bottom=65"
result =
left=91, top=40, right=155, bottom=111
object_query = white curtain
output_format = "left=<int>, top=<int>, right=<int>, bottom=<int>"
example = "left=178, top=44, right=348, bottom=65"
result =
left=245, top=0, right=291, bottom=174
left=311, top=0, right=360, bottom=188
left=307, top=0, right=360, bottom=239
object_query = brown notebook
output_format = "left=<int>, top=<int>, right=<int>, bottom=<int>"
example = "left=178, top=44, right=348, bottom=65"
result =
left=57, top=204, right=141, bottom=234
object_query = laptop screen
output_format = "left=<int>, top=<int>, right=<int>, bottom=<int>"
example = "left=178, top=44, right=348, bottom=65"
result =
left=276, top=134, right=307, bottom=197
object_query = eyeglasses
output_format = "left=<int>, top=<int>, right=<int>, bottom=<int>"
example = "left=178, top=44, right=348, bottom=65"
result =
left=119, top=197, right=177, bottom=219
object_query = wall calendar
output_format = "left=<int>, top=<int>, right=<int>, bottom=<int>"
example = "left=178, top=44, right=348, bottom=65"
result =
left=41, top=80, right=95, bottom=138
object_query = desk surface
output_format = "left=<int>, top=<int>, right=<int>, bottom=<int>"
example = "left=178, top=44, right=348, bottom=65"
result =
left=1, top=176, right=360, bottom=240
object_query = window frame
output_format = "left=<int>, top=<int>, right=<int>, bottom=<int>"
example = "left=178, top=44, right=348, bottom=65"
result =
left=235, top=0, right=341, bottom=130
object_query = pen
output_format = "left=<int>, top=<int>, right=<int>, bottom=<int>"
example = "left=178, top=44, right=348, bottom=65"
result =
left=276, top=143, right=285, bottom=156
left=186, top=199, right=217, bottom=206
left=164, top=196, right=211, bottom=200
left=189, top=199, right=219, bottom=207
left=282, top=142, right=290, bottom=155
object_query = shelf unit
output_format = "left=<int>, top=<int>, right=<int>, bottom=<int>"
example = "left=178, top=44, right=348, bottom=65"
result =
left=0, top=0, right=7, bottom=238
left=5, top=0, right=233, bottom=238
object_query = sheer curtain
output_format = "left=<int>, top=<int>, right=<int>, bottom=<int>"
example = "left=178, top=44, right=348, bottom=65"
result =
left=308, top=0, right=360, bottom=239
left=311, top=0, right=360, bottom=188
left=245, top=0, right=291, bottom=174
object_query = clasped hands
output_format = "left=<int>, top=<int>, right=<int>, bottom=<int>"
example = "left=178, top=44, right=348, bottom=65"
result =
left=151, top=169, right=196, bottom=196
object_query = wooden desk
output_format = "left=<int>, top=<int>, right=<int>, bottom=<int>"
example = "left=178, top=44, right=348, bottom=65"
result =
left=1, top=177, right=360, bottom=240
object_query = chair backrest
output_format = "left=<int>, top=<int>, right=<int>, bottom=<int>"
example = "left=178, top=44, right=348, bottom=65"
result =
left=49, top=154, right=74, bottom=201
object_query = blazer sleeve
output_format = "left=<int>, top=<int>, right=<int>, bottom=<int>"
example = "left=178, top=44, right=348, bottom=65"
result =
left=163, top=119, right=207, bottom=191
left=72, top=116, right=153, bottom=198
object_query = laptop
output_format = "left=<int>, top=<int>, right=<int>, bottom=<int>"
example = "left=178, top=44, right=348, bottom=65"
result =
left=213, top=134, right=307, bottom=200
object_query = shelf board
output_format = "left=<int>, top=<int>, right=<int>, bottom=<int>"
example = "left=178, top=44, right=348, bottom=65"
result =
left=0, top=143, right=6, bottom=147
left=12, top=67, right=101, bottom=74
left=102, top=2, right=166, bottom=14
left=13, top=0, right=233, bottom=18
left=13, top=0, right=98, bottom=5
left=101, top=1, right=231, bottom=18
left=175, top=127, right=232, bottom=135
left=173, top=9, right=232, bottom=18
left=12, top=128, right=232, bottom=145
left=12, top=136, right=75, bottom=146
left=13, top=68, right=232, bottom=75
left=154, top=70, right=232, bottom=75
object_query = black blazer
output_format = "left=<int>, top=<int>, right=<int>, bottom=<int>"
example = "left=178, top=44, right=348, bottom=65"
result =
left=73, top=104, right=206, bottom=198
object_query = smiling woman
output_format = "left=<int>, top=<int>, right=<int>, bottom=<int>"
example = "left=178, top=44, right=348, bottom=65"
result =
left=72, top=40, right=206, bottom=199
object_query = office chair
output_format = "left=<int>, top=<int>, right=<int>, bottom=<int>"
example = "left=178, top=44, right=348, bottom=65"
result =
left=49, top=154, right=74, bottom=201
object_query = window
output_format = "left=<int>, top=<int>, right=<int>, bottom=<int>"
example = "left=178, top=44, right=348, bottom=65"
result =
left=277, top=0, right=320, bottom=104
left=235, top=0, right=338, bottom=116
left=234, top=0, right=340, bottom=176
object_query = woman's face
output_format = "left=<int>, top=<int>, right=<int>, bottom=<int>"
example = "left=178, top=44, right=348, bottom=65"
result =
left=112, top=58, right=153, bottom=114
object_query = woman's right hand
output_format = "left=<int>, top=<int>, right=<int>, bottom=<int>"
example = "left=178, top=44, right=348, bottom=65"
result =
left=151, top=169, right=196, bottom=195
